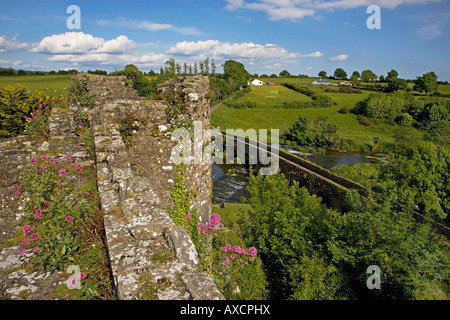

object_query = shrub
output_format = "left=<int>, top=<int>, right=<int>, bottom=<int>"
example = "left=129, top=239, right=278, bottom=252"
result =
left=68, top=74, right=97, bottom=108
left=14, top=145, right=113, bottom=299
left=0, top=84, right=53, bottom=138
left=395, top=113, right=414, bottom=126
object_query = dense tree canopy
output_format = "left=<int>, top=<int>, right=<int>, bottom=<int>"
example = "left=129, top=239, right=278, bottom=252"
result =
left=361, top=70, right=378, bottom=82
left=414, top=72, right=438, bottom=95
left=334, top=68, right=347, bottom=80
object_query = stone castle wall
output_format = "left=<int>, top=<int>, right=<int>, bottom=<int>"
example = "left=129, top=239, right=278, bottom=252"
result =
left=0, top=74, right=223, bottom=300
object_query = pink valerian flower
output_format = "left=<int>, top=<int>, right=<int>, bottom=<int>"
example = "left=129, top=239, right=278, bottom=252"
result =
left=66, top=156, right=71, bottom=162
left=221, top=244, right=231, bottom=253
left=49, top=158, right=55, bottom=163
left=76, top=164, right=83, bottom=171
left=85, top=192, right=91, bottom=196
left=246, top=247, right=258, bottom=257
left=22, top=239, right=30, bottom=245
left=232, top=246, right=246, bottom=255
left=39, top=167, right=44, bottom=173
left=41, top=155, right=48, bottom=161
left=223, top=257, right=230, bottom=265
left=197, top=223, right=205, bottom=230
left=79, top=272, right=87, bottom=279
left=34, top=209, right=43, bottom=219
left=44, top=201, right=49, bottom=206
left=136, top=157, right=141, bottom=162
left=33, top=247, right=39, bottom=253
left=58, top=168, right=66, bottom=176
left=58, top=184, right=64, bottom=188
left=67, top=278, right=77, bottom=287
left=15, top=191, right=21, bottom=197
left=56, top=195, right=61, bottom=199
left=23, top=225, right=34, bottom=237
left=30, top=233, right=39, bottom=241
left=185, top=215, right=191, bottom=221
left=31, top=157, right=37, bottom=164
left=69, top=163, right=75, bottom=167
left=19, top=249, right=27, bottom=256
left=13, top=185, right=18, bottom=189
left=65, top=216, right=73, bottom=222
left=78, top=125, right=83, bottom=129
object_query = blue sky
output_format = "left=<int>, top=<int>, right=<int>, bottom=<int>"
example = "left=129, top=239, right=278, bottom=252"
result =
left=0, top=0, right=449, bottom=80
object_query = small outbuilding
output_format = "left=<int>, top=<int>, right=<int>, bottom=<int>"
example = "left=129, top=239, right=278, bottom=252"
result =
left=247, top=78, right=264, bottom=86
left=312, top=79, right=333, bottom=86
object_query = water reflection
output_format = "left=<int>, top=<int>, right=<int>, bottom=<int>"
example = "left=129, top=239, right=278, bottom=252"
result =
left=212, top=164, right=249, bottom=204
left=280, top=146, right=387, bottom=170
left=211, top=146, right=387, bottom=203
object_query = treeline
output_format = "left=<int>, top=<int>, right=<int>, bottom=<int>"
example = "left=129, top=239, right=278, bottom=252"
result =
left=353, top=92, right=449, bottom=147
left=243, top=169, right=450, bottom=300
left=110, top=58, right=250, bottom=104
left=0, top=68, right=46, bottom=76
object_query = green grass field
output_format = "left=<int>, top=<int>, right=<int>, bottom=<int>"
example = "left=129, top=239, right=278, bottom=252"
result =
left=229, top=85, right=312, bottom=108
left=0, top=75, right=71, bottom=97
left=211, top=84, right=426, bottom=150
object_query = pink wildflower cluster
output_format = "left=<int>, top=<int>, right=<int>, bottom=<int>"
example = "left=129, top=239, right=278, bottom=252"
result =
left=221, top=244, right=258, bottom=266
left=66, top=271, right=87, bottom=287
left=198, top=213, right=221, bottom=236
left=20, top=225, right=39, bottom=255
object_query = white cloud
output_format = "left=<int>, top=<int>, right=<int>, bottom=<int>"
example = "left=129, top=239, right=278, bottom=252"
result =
left=97, top=19, right=202, bottom=36
left=30, top=32, right=142, bottom=54
left=166, top=40, right=322, bottom=61
left=415, top=24, right=443, bottom=40
left=225, top=0, right=442, bottom=20
left=46, top=52, right=169, bottom=69
left=0, top=35, right=35, bottom=53
left=329, top=54, right=349, bottom=61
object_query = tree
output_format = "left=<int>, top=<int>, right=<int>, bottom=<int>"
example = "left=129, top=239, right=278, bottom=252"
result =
left=183, top=63, right=188, bottom=75
left=223, top=60, right=250, bottom=90
left=279, top=70, right=291, bottom=78
left=387, top=78, right=408, bottom=92
left=361, top=70, right=378, bottom=82
left=334, top=68, right=347, bottom=80
left=193, top=62, right=198, bottom=74
left=285, top=115, right=338, bottom=148
left=349, top=74, right=359, bottom=83
left=211, top=58, right=216, bottom=75
left=386, top=69, right=399, bottom=82
left=414, top=72, right=438, bottom=95
left=204, top=57, right=210, bottom=75
left=318, top=71, right=327, bottom=78
left=164, top=58, right=176, bottom=78
left=351, top=71, right=360, bottom=79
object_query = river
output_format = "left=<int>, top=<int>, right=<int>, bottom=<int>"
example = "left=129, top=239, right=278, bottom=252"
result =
left=212, top=146, right=387, bottom=204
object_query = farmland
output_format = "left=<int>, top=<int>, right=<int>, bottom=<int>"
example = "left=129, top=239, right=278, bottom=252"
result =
left=0, top=75, right=71, bottom=97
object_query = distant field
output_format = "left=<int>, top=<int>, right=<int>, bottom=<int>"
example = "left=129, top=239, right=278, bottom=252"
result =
left=211, top=82, right=427, bottom=150
left=229, top=85, right=312, bottom=108
left=211, top=104, right=423, bottom=149
left=0, top=75, right=71, bottom=97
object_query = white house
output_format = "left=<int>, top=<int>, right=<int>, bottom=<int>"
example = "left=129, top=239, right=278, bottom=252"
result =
left=340, top=81, right=353, bottom=86
left=312, top=79, right=333, bottom=86
left=248, top=78, right=264, bottom=86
